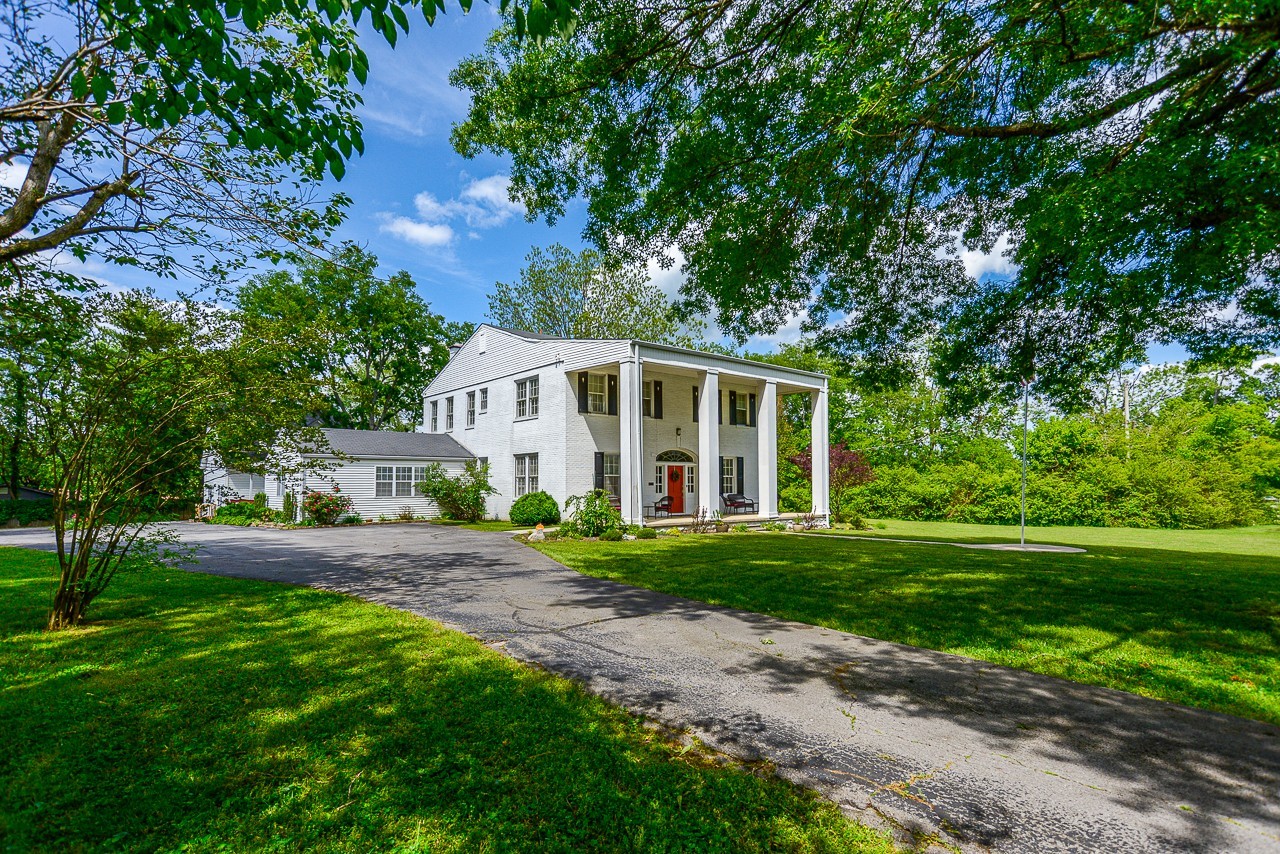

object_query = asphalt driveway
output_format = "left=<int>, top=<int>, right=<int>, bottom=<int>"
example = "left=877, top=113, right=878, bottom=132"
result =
left=4, top=522, right=1277, bottom=852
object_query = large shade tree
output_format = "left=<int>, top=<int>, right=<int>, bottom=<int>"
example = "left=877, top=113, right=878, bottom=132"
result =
left=238, top=243, right=469, bottom=431
left=453, top=0, right=1280, bottom=401
left=0, top=0, right=576, bottom=628
left=0, top=0, right=574, bottom=277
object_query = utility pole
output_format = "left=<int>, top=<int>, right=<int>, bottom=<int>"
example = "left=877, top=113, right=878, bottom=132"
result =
left=1122, top=377, right=1131, bottom=461
left=1020, top=378, right=1030, bottom=548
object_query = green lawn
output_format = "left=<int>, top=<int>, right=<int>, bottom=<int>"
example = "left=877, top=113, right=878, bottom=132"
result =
left=429, top=518, right=528, bottom=532
left=842, top=519, right=1280, bottom=558
left=534, top=528, right=1280, bottom=726
left=0, top=547, right=894, bottom=853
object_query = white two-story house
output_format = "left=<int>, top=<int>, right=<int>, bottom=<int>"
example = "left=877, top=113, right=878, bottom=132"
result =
left=421, top=325, right=830, bottom=525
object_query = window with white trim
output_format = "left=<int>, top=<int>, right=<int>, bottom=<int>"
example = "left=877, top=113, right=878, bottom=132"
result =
left=479, top=388, right=488, bottom=413
left=466, top=391, right=476, bottom=427
left=516, top=377, right=539, bottom=419
left=602, top=453, right=621, bottom=497
left=429, top=401, right=438, bottom=432
left=446, top=397, right=454, bottom=430
left=734, top=392, right=749, bottom=425
left=643, top=381, right=653, bottom=417
left=395, top=466, right=414, bottom=497
left=376, top=466, right=393, bottom=497
left=654, top=465, right=664, bottom=495
left=514, top=453, right=539, bottom=497
left=721, top=457, right=736, bottom=495
left=587, top=373, right=607, bottom=414
left=687, top=467, right=695, bottom=494
left=413, top=466, right=428, bottom=495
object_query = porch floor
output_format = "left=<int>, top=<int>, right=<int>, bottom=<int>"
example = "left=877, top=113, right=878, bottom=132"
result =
left=643, top=511, right=808, bottom=528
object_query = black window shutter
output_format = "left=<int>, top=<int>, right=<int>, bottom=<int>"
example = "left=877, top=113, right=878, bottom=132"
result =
left=594, top=452, right=605, bottom=491
left=577, top=372, right=589, bottom=413
left=748, top=393, right=757, bottom=427
left=654, top=380, right=663, bottom=419
left=607, top=374, right=618, bottom=415
left=693, top=386, right=699, bottom=422
left=718, top=391, right=723, bottom=424
left=736, top=457, right=745, bottom=493
left=729, top=390, right=738, bottom=426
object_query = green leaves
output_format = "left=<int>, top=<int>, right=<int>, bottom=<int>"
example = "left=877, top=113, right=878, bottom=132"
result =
left=454, top=0, right=1280, bottom=401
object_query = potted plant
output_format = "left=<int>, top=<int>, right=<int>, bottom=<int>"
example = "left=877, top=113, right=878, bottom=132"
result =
left=712, top=510, right=728, bottom=533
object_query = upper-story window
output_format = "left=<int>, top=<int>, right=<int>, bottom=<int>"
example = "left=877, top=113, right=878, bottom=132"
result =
left=430, top=400, right=438, bottom=432
left=466, top=391, right=476, bottom=427
left=446, top=397, right=454, bottom=430
left=479, top=388, right=488, bottom=413
left=734, top=391, right=748, bottom=425
left=516, top=376, right=539, bottom=419
left=587, top=373, right=607, bottom=414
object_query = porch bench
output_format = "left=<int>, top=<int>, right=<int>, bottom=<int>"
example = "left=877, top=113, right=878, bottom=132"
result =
left=721, top=493, right=757, bottom=514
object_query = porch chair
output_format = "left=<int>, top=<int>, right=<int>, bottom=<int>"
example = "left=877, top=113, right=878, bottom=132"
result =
left=721, top=493, right=757, bottom=514
left=645, top=495, right=675, bottom=518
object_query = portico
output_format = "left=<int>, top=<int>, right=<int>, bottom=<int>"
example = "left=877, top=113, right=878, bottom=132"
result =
left=599, top=342, right=829, bottom=527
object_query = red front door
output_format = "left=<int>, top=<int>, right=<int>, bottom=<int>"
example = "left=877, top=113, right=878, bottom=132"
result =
left=667, top=466, right=685, bottom=514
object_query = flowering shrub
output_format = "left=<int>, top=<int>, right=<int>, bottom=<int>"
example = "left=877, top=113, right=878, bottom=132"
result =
left=303, top=488, right=352, bottom=526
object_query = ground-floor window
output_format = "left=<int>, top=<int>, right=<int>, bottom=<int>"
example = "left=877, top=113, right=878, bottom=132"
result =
left=720, top=457, right=736, bottom=495
left=515, top=453, right=539, bottom=497
left=376, top=466, right=393, bottom=497
left=602, top=453, right=621, bottom=497
left=395, top=466, right=415, bottom=497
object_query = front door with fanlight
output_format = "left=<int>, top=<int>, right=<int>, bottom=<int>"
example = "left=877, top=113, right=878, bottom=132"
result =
left=666, top=465, right=685, bottom=514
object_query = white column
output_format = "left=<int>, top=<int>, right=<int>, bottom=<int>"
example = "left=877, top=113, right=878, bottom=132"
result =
left=758, top=379, right=778, bottom=519
left=697, top=369, right=720, bottom=516
left=619, top=356, right=643, bottom=525
left=811, top=385, right=830, bottom=518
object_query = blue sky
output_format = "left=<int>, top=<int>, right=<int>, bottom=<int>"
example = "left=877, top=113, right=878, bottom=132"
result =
left=321, top=8, right=590, bottom=326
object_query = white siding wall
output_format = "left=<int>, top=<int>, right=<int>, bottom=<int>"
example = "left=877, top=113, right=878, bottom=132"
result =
left=293, top=457, right=467, bottom=520
left=218, top=457, right=466, bottom=520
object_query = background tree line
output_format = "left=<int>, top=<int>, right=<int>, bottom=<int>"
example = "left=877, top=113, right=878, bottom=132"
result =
left=760, top=346, right=1280, bottom=529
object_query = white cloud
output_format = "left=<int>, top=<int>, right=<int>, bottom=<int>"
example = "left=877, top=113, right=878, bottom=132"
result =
left=0, top=161, right=26, bottom=190
left=645, top=247, right=687, bottom=299
left=745, top=308, right=809, bottom=350
left=379, top=215, right=455, bottom=248
left=379, top=175, right=523, bottom=249
left=958, top=233, right=1017, bottom=280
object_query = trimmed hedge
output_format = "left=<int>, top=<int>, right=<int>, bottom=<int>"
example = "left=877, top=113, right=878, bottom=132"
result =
left=510, top=491, right=560, bottom=526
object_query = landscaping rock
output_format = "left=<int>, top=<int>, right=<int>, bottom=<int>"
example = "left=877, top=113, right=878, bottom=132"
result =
left=528, top=529, right=546, bottom=542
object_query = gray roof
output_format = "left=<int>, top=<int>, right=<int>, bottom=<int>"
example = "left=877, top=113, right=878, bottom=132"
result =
left=489, top=325, right=570, bottom=341
left=311, top=428, right=473, bottom=460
